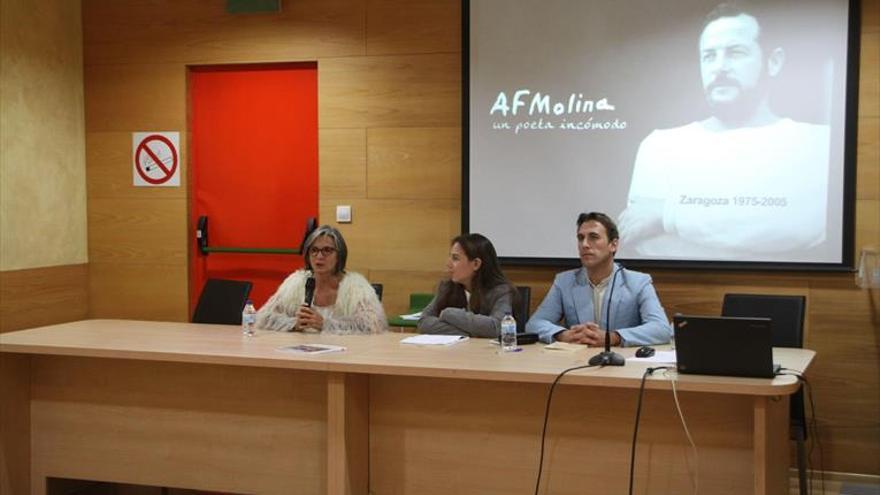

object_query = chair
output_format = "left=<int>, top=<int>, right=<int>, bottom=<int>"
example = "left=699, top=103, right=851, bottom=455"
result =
left=388, top=292, right=434, bottom=328
left=371, top=283, right=384, bottom=301
left=721, top=293, right=808, bottom=495
left=514, top=286, right=531, bottom=333
left=192, top=279, right=253, bottom=325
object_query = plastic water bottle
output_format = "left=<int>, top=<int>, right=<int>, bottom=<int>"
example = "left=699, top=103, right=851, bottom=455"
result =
left=500, top=313, right=517, bottom=352
left=242, top=300, right=256, bottom=337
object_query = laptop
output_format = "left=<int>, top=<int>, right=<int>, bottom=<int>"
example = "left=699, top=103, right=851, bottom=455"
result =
left=673, top=315, right=780, bottom=378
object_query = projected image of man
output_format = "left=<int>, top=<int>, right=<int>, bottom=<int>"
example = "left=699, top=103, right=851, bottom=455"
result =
left=618, top=2, right=831, bottom=261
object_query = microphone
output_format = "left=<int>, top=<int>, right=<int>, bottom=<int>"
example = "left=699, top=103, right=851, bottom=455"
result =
left=589, top=266, right=625, bottom=366
left=304, top=277, right=316, bottom=307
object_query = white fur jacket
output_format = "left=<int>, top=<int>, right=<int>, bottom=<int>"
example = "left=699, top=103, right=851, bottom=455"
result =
left=255, top=270, right=387, bottom=334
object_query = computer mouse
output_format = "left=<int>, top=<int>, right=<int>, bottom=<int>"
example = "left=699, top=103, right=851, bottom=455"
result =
left=635, top=346, right=656, bottom=358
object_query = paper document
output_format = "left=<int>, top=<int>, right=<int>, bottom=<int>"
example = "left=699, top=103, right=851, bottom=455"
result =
left=543, top=342, right=584, bottom=352
left=276, top=344, right=346, bottom=355
left=399, top=312, right=422, bottom=321
left=400, top=335, right=469, bottom=346
left=627, top=350, right=677, bottom=363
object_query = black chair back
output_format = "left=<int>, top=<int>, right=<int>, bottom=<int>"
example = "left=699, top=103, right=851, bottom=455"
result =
left=192, top=279, right=253, bottom=325
left=721, top=293, right=807, bottom=437
left=721, top=293, right=805, bottom=348
left=514, top=286, right=531, bottom=333
left=371, top=283, right=384, bottom=301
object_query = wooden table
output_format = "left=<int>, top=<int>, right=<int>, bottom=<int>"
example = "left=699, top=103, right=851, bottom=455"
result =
left=0, top=320, right=813, bottom=494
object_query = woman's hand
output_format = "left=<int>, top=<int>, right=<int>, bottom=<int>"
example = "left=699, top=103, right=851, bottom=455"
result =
left=295, top=305, right=324, bottom=330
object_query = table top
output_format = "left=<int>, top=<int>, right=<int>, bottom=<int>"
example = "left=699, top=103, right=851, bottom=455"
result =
left=0, top=319, right=813, bottom=395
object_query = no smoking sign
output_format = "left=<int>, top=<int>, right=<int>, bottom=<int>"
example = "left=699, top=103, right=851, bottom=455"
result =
left=132, top=132, right=180, bottom=187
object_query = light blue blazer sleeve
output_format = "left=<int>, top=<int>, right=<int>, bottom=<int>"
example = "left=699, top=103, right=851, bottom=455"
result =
left=526, top=272, right=571, bottom=343
left=611, top=271, right=672, bottom=346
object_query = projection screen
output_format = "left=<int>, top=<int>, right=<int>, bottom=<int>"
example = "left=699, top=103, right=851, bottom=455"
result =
left=464, top=0, right=859, bottom=269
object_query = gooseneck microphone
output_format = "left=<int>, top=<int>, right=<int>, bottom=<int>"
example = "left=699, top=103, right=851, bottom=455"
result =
left=304, top=277, right=316, bottom=307
left=588, top=266, right=625, bottom=366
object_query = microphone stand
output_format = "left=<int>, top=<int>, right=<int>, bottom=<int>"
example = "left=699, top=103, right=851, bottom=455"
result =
left=589, top=266, right=625, bottom=366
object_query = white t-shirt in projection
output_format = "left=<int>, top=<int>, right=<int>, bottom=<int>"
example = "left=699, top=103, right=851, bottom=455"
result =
left=619, top=118, right=831, bottom=262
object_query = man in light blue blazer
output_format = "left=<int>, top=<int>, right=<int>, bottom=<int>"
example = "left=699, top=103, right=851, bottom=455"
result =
left=526, top=212, right=672, bottom=346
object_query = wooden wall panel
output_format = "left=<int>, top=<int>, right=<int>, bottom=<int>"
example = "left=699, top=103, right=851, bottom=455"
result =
left=858, top=32, right=878, bottom=117
left=367, top=127, right=461, bottom=199
left=857, top=117, right=879, bottom=200
left=855, top=200, right=880, bottom=253
left=88, top=263, right=188, bottom=322
left=319, top=198, right=459, bottom=273
left=84, top=63, right=186, bottom=132
left=366, top=0, right=461, bottom=56
left=83, top=0, right=365, bottom=65
left=87, top=132, right=187, bottom=200
left=807, top=279, right=880, bottom=475
left=87, top=198, right=188, bottom=265
left=0, top=354, right=30, bottom=494
left=867, top=0, right=880, bottom=28
left=0, top=265, right=88, bottom=333
left=319, top=128, right=368, bottom=200
left=318, top=54, right=460, bottom=128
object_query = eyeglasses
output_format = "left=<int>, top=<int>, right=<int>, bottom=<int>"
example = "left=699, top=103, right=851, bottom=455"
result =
left=309, top=246, right=337, bottom=257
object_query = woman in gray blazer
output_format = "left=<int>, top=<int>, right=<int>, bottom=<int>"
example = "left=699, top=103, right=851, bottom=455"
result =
left=418, top=233, right=516, bottom=338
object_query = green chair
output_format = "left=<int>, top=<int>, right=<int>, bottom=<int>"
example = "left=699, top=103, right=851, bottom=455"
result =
left=389, top=292, right=434, bottom=328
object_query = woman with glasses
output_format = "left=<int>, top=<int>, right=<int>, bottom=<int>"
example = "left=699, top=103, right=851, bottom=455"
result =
left=418, top=233, right=516, bottom=338
left=256, top=225, right=387, bottom=334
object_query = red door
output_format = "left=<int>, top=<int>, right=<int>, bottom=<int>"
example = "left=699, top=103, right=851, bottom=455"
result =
left=189, top=63, right=318, bottom=314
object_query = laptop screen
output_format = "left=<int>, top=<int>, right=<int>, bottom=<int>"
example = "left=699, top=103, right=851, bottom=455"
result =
left=674, top=315, right=777, bottom=378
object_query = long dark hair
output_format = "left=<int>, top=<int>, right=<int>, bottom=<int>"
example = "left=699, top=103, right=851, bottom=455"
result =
left=434, top=233, right=516, bottom=314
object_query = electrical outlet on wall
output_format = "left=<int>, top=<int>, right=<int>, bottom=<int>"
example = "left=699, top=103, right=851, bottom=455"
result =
left=336, top=205, right=352, bottom=223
